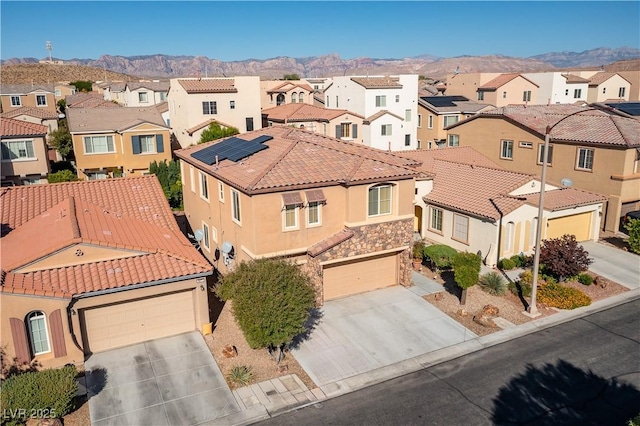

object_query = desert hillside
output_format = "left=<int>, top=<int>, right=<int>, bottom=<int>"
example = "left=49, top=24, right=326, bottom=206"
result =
left=1, top=63, right=138, bottom=85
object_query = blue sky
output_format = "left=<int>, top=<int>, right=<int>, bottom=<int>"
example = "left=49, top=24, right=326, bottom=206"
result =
left=1, top=1, right=639, bottom=61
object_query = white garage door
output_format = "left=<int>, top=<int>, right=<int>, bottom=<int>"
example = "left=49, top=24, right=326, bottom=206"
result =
left=82, top=290, right=196, bottom=353
left=323, top=253, right=398, bottom=301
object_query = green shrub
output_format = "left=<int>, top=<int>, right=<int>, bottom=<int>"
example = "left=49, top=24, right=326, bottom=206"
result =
left=498, top=258, right=516, bottom=270
left=452, top=252, right=481, bottom=290
left=423, top=244, right=457, bottom=270
left=540, top=274, right=557, bottom=286
left=478, top=271, right=508, bottom=296
left=0, top=365, right=78, bottom=423
left=628, top=413, right=640, bottom=426
left=577, top=273, right=594, bottom=286
left=47, top=170, right=79, bottom=183
left=509, top=280, right=532, bottom=298
left=226, top=365, right=253, bottom=386
left=412, top=241, right=425, bottom=260
left=509, top=253, right=529, bottom=268
left=538, top=283, right=591, bottom=310
left=625, top=218, right=640, bottom=254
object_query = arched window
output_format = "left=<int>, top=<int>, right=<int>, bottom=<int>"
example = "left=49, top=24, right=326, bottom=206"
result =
left=27, top=311, right=50, bottom=355
left=368, top=184, right=392, bottom=216
left=276, top=94, right=285, bottom=106
left=291, top=92, right=297, bottom=103
left=505, top=221, right=515, bottom=253
left=299, top=92, right=304, bottom=103
left=530, top=217, right=538, bottom=249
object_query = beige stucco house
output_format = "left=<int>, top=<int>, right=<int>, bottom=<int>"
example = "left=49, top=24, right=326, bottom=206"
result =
left=175, top=126, right=420, bottom=303
left=1, top=84, right=57, bottom=115
left=1, top=118, right=51, bottom=185
left=475, top=74, right=540, bottom=107
left=125, top=81, right=170, bottom=107
left=67, top=107, right=171, bottom=180
left=259, top=80, right=315, bottom=109
left=585, top=72, right=632, bottom=103
left=445, top=104, right=640, bottom=232
left=0, top=176, right=213, bottom=368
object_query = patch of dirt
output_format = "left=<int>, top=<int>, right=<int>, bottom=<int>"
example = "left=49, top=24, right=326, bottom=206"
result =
left=207, top=300, right=316, bottom=391
left=61, top=396, right=89, bottom=426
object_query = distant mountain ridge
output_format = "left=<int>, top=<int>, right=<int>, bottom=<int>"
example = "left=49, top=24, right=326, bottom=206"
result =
left=1, top=47, right=638, bottom=82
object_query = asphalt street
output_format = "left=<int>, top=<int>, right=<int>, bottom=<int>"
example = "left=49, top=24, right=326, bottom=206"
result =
left=258, top=299, right=640, bottom=425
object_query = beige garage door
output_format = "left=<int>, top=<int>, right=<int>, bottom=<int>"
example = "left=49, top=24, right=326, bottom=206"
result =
left=547, top=212, right=592, bottom=242
left=323, top=253, right=398, bottom=301
left=82, top=290, right=195, bottom=353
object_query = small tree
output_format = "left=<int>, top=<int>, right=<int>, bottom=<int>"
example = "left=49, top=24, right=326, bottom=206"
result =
left=48, top=169, right=79, bottom=183
left=452, top=252, right=481, bottom=305
left=69, top=80, right=92, bottom=92
left=423, top=244, right=457, bottom=272
left=215, top=258, right=316, bottom=362
left=283, top=73, right=300, bottom=80
left=48, top=125, right=73, bottom=160
left=199, top=123, right=240, bottom=144
left=149, top=160, right=182, bottom=209
left=625, top=218, right=640, bottom=254
left=539, top=234, right=592, bottom=281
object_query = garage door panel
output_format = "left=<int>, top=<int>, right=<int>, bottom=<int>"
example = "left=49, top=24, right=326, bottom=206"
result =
left=323, top=253, right=398, bottom=301
left=547, top=212, right=591, bottom=242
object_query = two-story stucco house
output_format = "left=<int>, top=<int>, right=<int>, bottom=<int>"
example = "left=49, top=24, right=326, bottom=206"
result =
left=584, top=72, right=632, bottom=103
left=175, top=126, right=419, bottom=303
left=168, top=77, right=263, bottom=148
left=124, top=81, right=170, bottom=107
left=323, top=75, right=419, bottom=150
left=475, top=74, right=540, bottom=107
left=1, top=84, right=57, bottom=115
left=259, top=80, right=315, bottom=109
left=522, top=72, right=590, bottom=105
left=66, top=107, right=171, bottom=180
left=1, top=118, right=51, bottom=186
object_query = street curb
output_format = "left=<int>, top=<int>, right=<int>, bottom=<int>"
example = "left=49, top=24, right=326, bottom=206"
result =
left=262, top=289, right=640, bottom=422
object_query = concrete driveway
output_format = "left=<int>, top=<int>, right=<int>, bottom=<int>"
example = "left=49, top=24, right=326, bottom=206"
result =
left=85, top=331, right=239, bottom=425
left=292, top=286, right=476, bottom=387
left=582, top=241, right=640, bottom=289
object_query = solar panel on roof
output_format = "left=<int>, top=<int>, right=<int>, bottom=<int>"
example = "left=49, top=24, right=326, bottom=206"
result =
left=250, top=135, right=274, bottom=144
left=605, top=102, right=640, bottom=116
left=422, top=96, right=470, bottom=108
left=227, top=143, right=268, bottom=162
left=190, top=136, right=271, bottom=164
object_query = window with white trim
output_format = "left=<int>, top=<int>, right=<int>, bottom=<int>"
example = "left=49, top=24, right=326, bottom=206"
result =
left=395, top=95, right=400, bottom=103
left=291, top=92, right=297, bottom=103
left=504, top=221, right=515, bottom=253
left=27, top=311, right=50, bottom=355
left=418, top=114, right=422, bottom=128
left=284, top=205, right=298, bottom=229
left=404, top=134, right=411, bottom=146
left=519, top=141, right=533, bottom=149
left=202, top=101, right=217, bottom=115
left=159, top=92, right=167, bottom=101
left=139, top=135, right=155, bottom=153
left=381, top=124, right=392, bottom=136
left=299, top=93, right=304, bottom=103
left=501, top=140, right=514, bottom=159
left=448, top=134, right=459, bottom=147
left=87, top=171, right=108, bottom=180
left=477, top=91, right=484, bottom=101
left=212, top=226, right=218, bottom=243
left=340, top=123, right=351, bottom=138
left=199, top=171, right=208, bottom=200
left=84, top=135, right=115, bottom=154
left=430, top=207, right=443, bottom=232
left=1, top=140, right=35, bottom=160
left=522, top=91, right=531, bottom=102
left=11, top=96, right=21, bottom=106
left=618, top=87, right=626, bottom=97
left=231, top=189, right=241, bottom=223
left=218, top=181, right=225, bottom=202
left=375, top=95, right=386, bottom=107
left=573, top=89, right=582, bottom=98
left=576, top=147, right=594, bottom=171
left=230, top=100, right=235, bottom=109
left=36, top=95, right=47, bottom=106
left=443, top=115, right=458, bottom=128
left=453, top=213, right=469, bottom=243
left=307, top=202, right=321, bottom=226
left=537, top=144, right=553, bottom=165
left=202, top=222, right=210, bottom=251
left=55, top=89, right=61, bottom=96
left=405, top=109, right=411, bottom=122
left=368, top=184, right=392, bottom=216
left=138, top=92, right=148, bottom=103
left=428, top=115, right=433, bottom=129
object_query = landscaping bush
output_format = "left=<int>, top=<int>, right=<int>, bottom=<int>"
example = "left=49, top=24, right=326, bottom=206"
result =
left=412, top=241, right=425, bottom=260
left=226, top=365, right=253, bottom=386
left=625, top=218, right=640, bottom=255
left=0, top=365, right=78, bottom=423
left=47, top=169, right=79, bottom=183
left=478, top=271, right=508, bottom=296
left=538, top=283, right=591, bottom=310
left=509, top=253, right=530, bottom=268
left=539, top=234, right=592, bottom=281
left=452, top=252, right=481, bottom=304
left=423, top=244, right=457, bottom=271
left=577, top=273, right=594, bottom=286
left=498, top=258, right=516, bottom=270
left=511, top=270, right=533, bottom=297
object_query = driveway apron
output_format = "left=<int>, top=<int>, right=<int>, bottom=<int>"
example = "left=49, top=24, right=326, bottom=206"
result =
left=85, top=331, right=239, bottom=425
left=582, top=241, right=640, bottom=289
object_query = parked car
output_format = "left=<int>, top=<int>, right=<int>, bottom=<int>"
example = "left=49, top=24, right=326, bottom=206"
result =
left=622, top=210, right=640, bottom=226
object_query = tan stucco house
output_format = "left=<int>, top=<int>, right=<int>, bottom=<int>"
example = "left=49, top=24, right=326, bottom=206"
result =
left=67, top=107, right=171, bottom=180
left=259, top=80, right=315, bottom=109
left=585, top=72, right=632, bottom=103
left=1, top=84, right=57, bottom=115
left=445, top=104, right=640, bottom=232
left=0, top=176, right=213, bottom=368
left=1, top=118, right=51, bottom=186
left=475, top=73, right=540, bottom=107
left=175, top=126, right=420, bottom=303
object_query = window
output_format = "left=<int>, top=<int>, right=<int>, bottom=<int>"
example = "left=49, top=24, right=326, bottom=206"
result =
left=428, top=115, right=433, bottom=129
left=368, top=184, right=392, bottom=216
left=602, top=87, right=607, bottom=94
left=519, top=141, right=533, bottom=149
left=189, top=166, right=195, bottom=193
left=381, top=124, right=392, bottom=136
left=502, top=91, right=507, bottom=99
left=522, top=91, right=531, bottom=102
left=443, top=115, right=458, bottom=128
left=375, top=95, right=386, bottom=107
left=138, top=92, right=148, bottom=103
left=159, top=92, right=167, bottom=101
left=417, top=140, right=422, bottom=149
left=501, top=140, right=514, bottom=159
left=231, top=190, right=241, bottom=223
left=202, top=222, right=210, bottom=251
left=395, top=95, right=400, bottom=103
left=291, top=92, right=297, bottom=103
left=339, top=123, right=351, bottom=138
left=199, top=171, right=208, bottom=200
left=84, top=135, right=115, bottom=154
left=284, top=205, right=298, bottom=229
left=27, top=312, right=50, bottom=355
left=530, top=217, right=538, bottom=249
left=619, top=87, right=626, bottom=97
left=418, top=114, right=422, bottom=128
left=504, top=222, right=515, bottom=253
left=430, top=207, right=443, bottom=232
left=218, top=181, right=224, bottom=202
left=1, top=140, right=35, bottom=160
left=477, top=91, right=484, bottom=101
left=230, top=100, right=235, bottom=109
left=202, top=101, right=217, bottom=115
left=405, top=109, right=411, bottom=122
left=404, top=134, right=411, bottom=146
left=139, top=135, right=155, bottom=153
left=538, top=144, right=553, bottom=165
left=307, top=201, right=321, bottom=226
left=448, top=134, right=459, bottom=147
left=576, top=147, right=594, bottom=171
left=22, top=177, right=41, bottom=185
left=299, top=93, right=304, bottom=103
left=36, top=95, right=47, bottom=106
left=212, top=226, right=218, bottom=243
left=453, top=213, right=469, bottom=243
left=10, top=96, right=21, bottom=106
left=335, top=96, right=338, bottom=108
left=574, top=89, right=582, bottom=98
left=246, top=117, right=254, bottom=132
left=87, top=171, right=107, bottom=180
left=55, top=89, right=61, bottom=96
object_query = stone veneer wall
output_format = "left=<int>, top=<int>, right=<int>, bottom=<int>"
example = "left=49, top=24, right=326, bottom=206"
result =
left=304, top=218, right=413, bottom=304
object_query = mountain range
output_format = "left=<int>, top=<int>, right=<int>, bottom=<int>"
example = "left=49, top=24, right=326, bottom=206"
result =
left=2, top=47, right=639, bottom=82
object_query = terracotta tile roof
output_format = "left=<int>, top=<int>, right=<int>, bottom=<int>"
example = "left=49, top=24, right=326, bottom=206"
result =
left=478, top=73, right=539, bottom=90
left=452, top=105, right=640, bottom=148
left=175, top=126, right=419, bottom=195
left=1, top=106, right=58, bottom=120
left=0, top=84, right=55, bottom=94
left=177, top=79, right=238, bottom=94
left=66, top=92, right=120, bottom=109
left=186, top=118, right=236, bottom=136
left=395, top=147, right=500, bottom=174
left=522, top=187, right=607, bottom=211
left=350, top=76, right=402, bottom=89
left=262, top=103, right=363, bottom=123
left=0, top=117, right=47, bottom=137
left=0, top=177, right=212, bottom=298
left=363, top=110, right=404, bottom=124
left=67, top=107, right=168, bottom=133
left=267, top=82, right=314, bottom=93
left=562, top=74, right=590, bottom=84
left=308, top=229, right=354, bottom=257
left=127, top=81, right=170, bottom=92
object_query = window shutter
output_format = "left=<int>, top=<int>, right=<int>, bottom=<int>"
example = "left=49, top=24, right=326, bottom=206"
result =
left=49, top=310, right=67, bottom=358
left=352, top=124, right=358, bottom=138
left=107, top=136, right=115, bottom=152
left=132, top=136, right=141, bottom=154
left=156, top=134, right=164, bottom=153
left=9, top=317, right=31, bottom=364
left=335, top=125, right=342, bottom=138
left=1, top=143, right=9, bottom=160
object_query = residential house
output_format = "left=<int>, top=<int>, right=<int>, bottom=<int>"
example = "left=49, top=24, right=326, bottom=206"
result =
left=175, top=126, right=419, bottom=303
left=0, top=176, right=213, bottom=368
left=475, top=74, right=540, bottom=107
left=445, top=104, right=640, bottom=232
left=54, top=84, right=76, bottom=101
left=417, top=96, right=494, bottom=149
left=522, top=72, right=590, bottom=105
left=261, top=103, right=364, bottom=142
left=168, top=77, right=262, bottom=148
left=323, top=75, right=419, bottom=150
left=101, top=82, right=127, bottom=104
left=65, top=92, right=121, bottom=109
left=1, top=84, right=57, bottom=115
left=617, top=71, right=640, bottom=101
left=1, top=107, right=61, bottom=161
left=66, top=107, right=171, bottom=180
left=584, top=72, right=632, bottom=103
left=260, top=80, right=314, bottom=109
left=124, top=81, right=170, bottom=107
left=443, top=72, right=502, bottom=101
left=306, top=78, right=331, bottom=92
left=1, top=118, right=50, bottom=185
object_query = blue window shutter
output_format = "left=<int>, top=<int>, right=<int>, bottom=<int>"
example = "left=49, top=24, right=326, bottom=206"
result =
left=335, top=125, right=342, bottom=138
left=156, top=134, right=164, bottom=153
left=352, top=124, right=358, bottom=138
left=132, top=136, right=141, bottom=154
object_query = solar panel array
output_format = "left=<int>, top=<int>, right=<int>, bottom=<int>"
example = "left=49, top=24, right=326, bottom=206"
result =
left=605, top=102, right=640, bottom=117
left=191, top=135, right=273, bottom=165
left=422, top=96, right=469, bottom=108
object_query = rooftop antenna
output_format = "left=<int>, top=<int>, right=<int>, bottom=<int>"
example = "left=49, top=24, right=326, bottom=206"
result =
left=45, top=41, right=53, bottom=62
